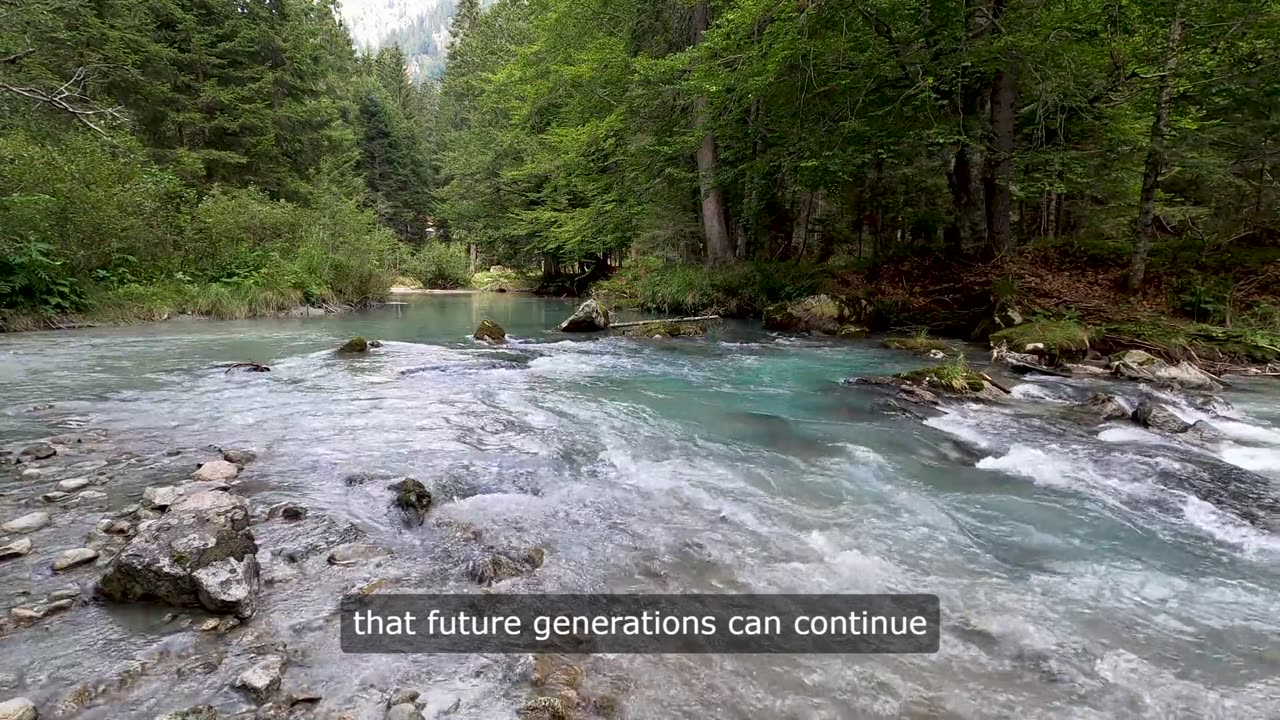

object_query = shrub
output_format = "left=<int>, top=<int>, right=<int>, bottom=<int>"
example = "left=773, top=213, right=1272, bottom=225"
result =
left=592, top=259, right=827, bottom=317
left=400, top=243, right=472, bottom=289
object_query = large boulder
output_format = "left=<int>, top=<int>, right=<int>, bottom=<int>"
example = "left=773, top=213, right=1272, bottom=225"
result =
left=474, top=320, right=507, bottom=344
left=1131, top=399, right=1191, bottom=434
left=762, top=295, right=855, bottom=335
left=1110, top=351, right=1225, bottom=391
left=557, top=300, right=610, bottom=332
left=96, top=491, right=260, bottom=618
left=1151, top=361, right=1225, bottom=391
left=0, top=698, right=38, bottom=720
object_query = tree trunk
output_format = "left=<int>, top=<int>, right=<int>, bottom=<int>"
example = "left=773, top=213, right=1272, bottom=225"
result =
left=692, top=0, right=734, bottom=265
left=949, top=145, right=987, bottom=253
left=1128, top=1, right=1185, bottom=293
left=986, top=66, right=1016, bottom=253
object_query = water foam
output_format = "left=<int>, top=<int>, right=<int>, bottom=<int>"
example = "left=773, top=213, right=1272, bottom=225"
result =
left=1180, top=495, right=1280, bottom=554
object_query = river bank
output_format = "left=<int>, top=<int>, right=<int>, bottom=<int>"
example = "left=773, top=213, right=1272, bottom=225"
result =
left=1, top=293, right=1278, bottom=718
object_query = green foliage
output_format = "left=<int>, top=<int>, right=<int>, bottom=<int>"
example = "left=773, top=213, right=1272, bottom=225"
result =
left=991, top=320, right=1092, bottom=356
left=0, top=240, right=85, bottom=312
left=592, top=259, right=825, bottom=317
left=399, top=243, right=472, bottom=289
left=471, top=266, right=539, bottom=291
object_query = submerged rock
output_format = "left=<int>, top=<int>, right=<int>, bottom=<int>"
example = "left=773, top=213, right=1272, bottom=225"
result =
left=338, top=337, right=370, bottom=353
left=96, top=491, right=260, bottom=618
left=1131, top=399, right=1191, bottom=434
left=619, top=321, right=710, bottom=338
left=327, top=543, right=392, bottom=567
left=236, top=655, right=285, bottom=702
left=474, top=319, right=508, bottom=344
left=0, top=538, right=33, bottom=562
left=156, top=706, right=218, bottom=720
left=51, top=547, right=98, bottom=572
left=762, top=295, right=855, bottom=335
left=557, top=300, right=610, bottom=332
left=1, top=512, right=51, bottom=534
left=0, top=697, right=38, bottom=720
left=193, top=460, right=240, bottom=483
left=389, top=478, right=432, bottom=526
left=1081, top=394, right=1129, bottom=422
left=386, top=704, right=424, bottom=720
left=465, top=547, right=545, bottom=585
left=18, top=443, right=56, bottom=460
left=223, top=449, right=257, bottom=466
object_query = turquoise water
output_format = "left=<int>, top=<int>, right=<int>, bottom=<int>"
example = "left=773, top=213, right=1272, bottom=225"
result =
left=1, top=292, right=1279, bottom=718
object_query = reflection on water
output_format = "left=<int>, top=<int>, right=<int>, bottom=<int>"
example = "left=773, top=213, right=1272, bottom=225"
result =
left=0, top=292, right=1279, bottom=719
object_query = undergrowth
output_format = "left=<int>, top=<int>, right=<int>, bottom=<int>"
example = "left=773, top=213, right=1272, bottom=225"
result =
left=591, top=258, right=829, bottom=317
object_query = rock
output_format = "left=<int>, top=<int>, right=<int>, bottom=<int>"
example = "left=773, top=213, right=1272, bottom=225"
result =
left=49, top=588, right=80, bottom=601
left=223, top=449, right=257, bottom=466
left=192, top=556, right=259, bottom=618
left=390, top=478, right=432, bottom=525
left=1065, top=362, right=1111, bottom=377
left=143, top=486, right=184, bottom=510
left=387, top=689, right=420, bottom=708
left=9, top=607, right=42, bottom=624
left=1150, top=361, right=1226, bottom=391
left=96, top=492, right=260, bottom=618
left=270, top=503, right=307, bottom=521
left=40, top=598, right=74, bottom=615
left=1, top=512, right=51, bottom=534
left=56, top=477, right=91, bottom=492
left=0, top=538, right=33, bottom=562
left=51, top=548, right=99, bottom=572
left=1186, top=420, right=1227, bottom=443
left=327, top=543, right=392, bottom=567
left=925, top=349, right=947, bottom=360
left=474, top=320, right=507, bottom=344
left=18, top=444, right=56, bottom=460
left=40, top=492, right=70, bottom=503
left=235, top=655, right=285, bottom=702
left=369, top=340, right=385, bottom=348
left=520, top=697, right=571, bottom=720
left=199, top=618, right=220, bottom=631
left=992, top=306, right=1024, bottom=330
left=556, top=300, right=610, bottom=332
left=1112, top=349, right=1162, bottom=367
left=192, top=460, right=240, bottom=483
left=386, top=704, right=423, bottom=720
left=465, top=547, right=545, bottom=585
left=337, top=337, right=370, bottom=353
left=0, top=697, right=38, bottom=720
left=156, top=706, right=217, bottom=720
left=836, top=324, right=868, bottom=338
left=76, top=490, right=107, bottom=502
left=621, top=321, right=711, bottom=338
left=1082, top=394, right=1129, bottom=422
left=762, top=295, right=853, bottom=335
left=1131, top=399, right=1191, bottom=434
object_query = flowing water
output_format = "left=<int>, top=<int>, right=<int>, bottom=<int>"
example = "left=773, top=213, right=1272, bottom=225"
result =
left=1, top=292, right=1279, bottom=719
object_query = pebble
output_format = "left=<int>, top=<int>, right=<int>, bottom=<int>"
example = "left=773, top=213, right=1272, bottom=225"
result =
left=235, top=655, right=285, bottom=702
left=1, top=512, right=51, bottom=534
left=49, top=588, right=81, bottom=601
left=76, top=490, right=108, bottom=502
left=0, top=539, right=33, bottom=562
left=56, top=477, right=91, bottom=492
left=199, top=618, right=220, bottom=632
left=40, top=598, right=75, bottom=615
left=51, top=547, right=99, bottom=571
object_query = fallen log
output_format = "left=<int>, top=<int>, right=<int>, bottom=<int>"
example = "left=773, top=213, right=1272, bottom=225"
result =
left=610, top=315, right=721, bottom=329
left=979, top=372, right=1012, bottom=395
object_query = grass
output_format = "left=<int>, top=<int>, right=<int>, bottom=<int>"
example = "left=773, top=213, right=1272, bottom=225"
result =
left=898, top=358, right=988, bottom=393
left=1099, top=317, right=1280, bottom=365
left=990, top=319, right=1092, bottom=355
left=591, top=258, right=828, bottom=317
left=883, top=329, right=953, bottom=353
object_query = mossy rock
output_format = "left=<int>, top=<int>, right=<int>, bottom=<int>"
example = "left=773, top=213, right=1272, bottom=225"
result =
left=763, top=294, right=854, bottom=335
left=883, top=336, right=952, bottom=353
left=337, top=336, right=369, bottom=353
left=474, top=319, right=507, bottom=344
left=836, top=324, right=868, bottom=338
left=620, top=321, right=709, bottom=338
left=896, top=364, right=989, bottom=394
left=990, top=320, right=1090, bottom=360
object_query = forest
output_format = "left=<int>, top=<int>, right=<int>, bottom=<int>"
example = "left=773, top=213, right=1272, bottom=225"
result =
left=3, top=0, right=1280, bottom=357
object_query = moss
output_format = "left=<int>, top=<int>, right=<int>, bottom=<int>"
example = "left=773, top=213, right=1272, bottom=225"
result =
left=990, top=320, right=1091, bottom=356
left=883, top=336, right=951, bottom=352
left=337, top=336, right=368, bottom=353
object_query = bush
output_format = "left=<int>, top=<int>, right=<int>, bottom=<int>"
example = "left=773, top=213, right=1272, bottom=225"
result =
left=399, top=243, right=472, bottom=289
left=592, top=259, right=827, bottom=317
left=0, top=239, right=85, bottom=312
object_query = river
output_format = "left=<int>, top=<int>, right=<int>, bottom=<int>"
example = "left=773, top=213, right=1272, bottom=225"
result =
left=1, top=292, right=1278, bottom=719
